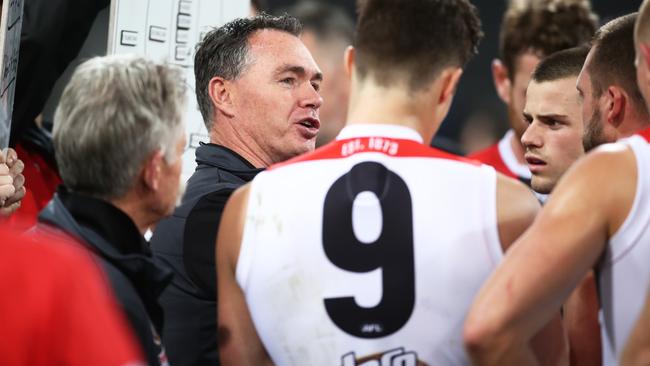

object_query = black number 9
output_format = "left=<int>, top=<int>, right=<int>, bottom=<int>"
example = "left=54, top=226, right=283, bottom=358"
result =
left=322, top=161, right=415, bottom=338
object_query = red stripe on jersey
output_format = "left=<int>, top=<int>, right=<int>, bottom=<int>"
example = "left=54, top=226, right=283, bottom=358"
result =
left=468, top=143, right=518, bottom=179
left=637, top=127, right=650, bottom=143
left=269, top=136, right=480, bottom=171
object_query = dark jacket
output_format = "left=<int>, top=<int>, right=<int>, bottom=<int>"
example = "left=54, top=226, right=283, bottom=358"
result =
left=150, top=143, right=263, bottom=366
left=36, top=189, right=172, bottom=366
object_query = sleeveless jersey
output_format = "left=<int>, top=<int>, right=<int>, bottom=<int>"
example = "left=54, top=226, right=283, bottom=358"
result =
left=236, top=124, right=502, bottom=366
left=598, top=128, right=650, bottom=363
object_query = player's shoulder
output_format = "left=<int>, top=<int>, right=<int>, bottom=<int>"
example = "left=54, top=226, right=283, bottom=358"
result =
left=495, top=173, right=540, bottom=217
left=547, top=142, right=637, bottom=216
left=573, top=142, right=636, bottom=179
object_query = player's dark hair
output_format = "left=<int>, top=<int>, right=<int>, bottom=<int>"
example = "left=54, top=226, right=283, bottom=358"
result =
left=354, top=0, right=483, bottom=91
left=500, top=0, right=597, bottom=79
left=531, top=45, right=589, bottom=83
left=588, top=13, right=648, bottom=118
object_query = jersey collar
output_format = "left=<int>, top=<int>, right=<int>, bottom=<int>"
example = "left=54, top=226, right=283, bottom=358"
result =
left=336, top=124, right=424, bottom=144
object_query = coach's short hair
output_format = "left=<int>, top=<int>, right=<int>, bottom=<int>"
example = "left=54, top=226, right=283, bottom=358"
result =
left=354, top=0, right=483, bottom=91
left=54, top=55, right=186, bottom=200
left=531, top=45, right=590, bottom=83
left=589, top=13, right=648, bottom=117
left=194, top=14, right=302, bottom=131
left=500, top=0, right=597, bottom=79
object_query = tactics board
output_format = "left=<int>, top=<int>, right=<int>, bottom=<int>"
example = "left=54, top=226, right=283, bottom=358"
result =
left=0, top=0, right=23, bottom=149
left=108, top=0, right=250, bottom=181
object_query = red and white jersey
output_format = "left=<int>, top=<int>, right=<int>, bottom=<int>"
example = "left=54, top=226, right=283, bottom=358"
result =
left=599, top=128, right=650, bottom=364
left=469, top=130, right=530, bottom=181
left=236, top=124, right=503, bottom=365
left=469, top=130, right=547, bottom=203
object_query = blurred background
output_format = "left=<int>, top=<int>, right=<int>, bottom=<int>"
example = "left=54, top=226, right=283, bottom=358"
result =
left=265, top=0, right=641, bottom=155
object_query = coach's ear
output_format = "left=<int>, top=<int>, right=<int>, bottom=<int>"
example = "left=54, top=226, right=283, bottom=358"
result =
left=209, top=76, right=235, bottom=118
left=492, top=59, right=512, bottom=105
left=344, top=45, right=355, bottom=80
left=142, top=149, right=164, bottom=192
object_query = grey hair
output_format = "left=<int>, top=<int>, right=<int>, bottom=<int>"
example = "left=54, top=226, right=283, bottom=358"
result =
left=53, top=54, right=186, bottom=200
left=194, top=13, right=302, bottom=131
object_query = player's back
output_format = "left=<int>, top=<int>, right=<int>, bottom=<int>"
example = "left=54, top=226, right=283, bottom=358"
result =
left=236, top=125, right=502, bottom=365
left=599, top=129, right=650, bottom=361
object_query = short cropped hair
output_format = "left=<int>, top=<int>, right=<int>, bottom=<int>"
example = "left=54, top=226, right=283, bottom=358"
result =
left=531, top=45, right=590, bottom=83
left=589, top=13, right=648, bottom=117
left=354, top=0, right=483, bottom=91
left=500, top=0, right=598, bottom=79
left=54, top=55, right=186, bottom=200
left=287, top=1, right=354, bottom=45
left=194, top=14, right=302, bottom=131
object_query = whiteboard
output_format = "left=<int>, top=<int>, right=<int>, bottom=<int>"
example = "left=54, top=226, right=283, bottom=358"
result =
left=107, top=0, right=250, bottom=182
left=0, top=0, right=23, bottom=149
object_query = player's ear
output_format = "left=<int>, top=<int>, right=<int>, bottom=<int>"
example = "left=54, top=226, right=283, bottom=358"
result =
left=344, top=45, right=355, bottom=80
left=433, top=67, right=463, bottom=124
left=209, top=76, right=235, bottom=119
left=439, top=68, right=463, bottom=105
left=492, top=59, right=512, bottom=105
left=605, top=85, right=625, bottom=129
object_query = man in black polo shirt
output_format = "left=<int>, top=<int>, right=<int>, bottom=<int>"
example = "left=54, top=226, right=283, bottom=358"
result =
left=150, top=14, right=323, bottom=366
left=35, top=54, right=188, bottom=366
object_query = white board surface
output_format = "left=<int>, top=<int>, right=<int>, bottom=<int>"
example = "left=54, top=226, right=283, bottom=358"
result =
left=108, top=0, right=250, bottom=182
left=0, top=0, right=24, bottom=149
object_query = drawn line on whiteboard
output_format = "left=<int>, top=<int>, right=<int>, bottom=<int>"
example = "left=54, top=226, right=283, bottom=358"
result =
left=7, top=15, right=21, bottom=31
left=0, top=76, right=16, bottom=99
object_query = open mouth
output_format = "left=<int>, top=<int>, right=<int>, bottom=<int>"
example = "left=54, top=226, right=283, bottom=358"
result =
left=525, top=156, right=546, bottom=165
left=298, top=118, right=320, bottom=130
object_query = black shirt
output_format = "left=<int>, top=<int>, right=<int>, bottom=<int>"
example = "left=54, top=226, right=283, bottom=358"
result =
left=38, top=188, right=172, bottom=366
left=150, top=143, right=263, bottom=366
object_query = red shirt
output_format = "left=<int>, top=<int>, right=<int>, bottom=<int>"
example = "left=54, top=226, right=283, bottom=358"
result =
left=0, top=228, right=144, bottom=366
left=469, top=142, right=518, bottom=179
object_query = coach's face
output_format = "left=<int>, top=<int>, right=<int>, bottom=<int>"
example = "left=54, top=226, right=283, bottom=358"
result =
left=229, top=29, right=323, bottom=165
left=521, top=78, right=584, bottom=194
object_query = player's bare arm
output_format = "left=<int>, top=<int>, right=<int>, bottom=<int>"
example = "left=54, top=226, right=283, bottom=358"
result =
left=621, top=287, right=650, bottom=365
left=563, top=271, right=601, bottom=366
left=464, top=144, right=637, bottom=366
left=494, top=174, right=568, bottom=365
left=495, top=173, right=540, bottom=251
left=216, top=184, right=273, bottom=366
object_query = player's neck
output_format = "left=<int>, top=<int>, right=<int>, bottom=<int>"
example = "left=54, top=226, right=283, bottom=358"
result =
left=346, top=80, right=441, bottom=142
left=509, top=132, right=526, bottom=164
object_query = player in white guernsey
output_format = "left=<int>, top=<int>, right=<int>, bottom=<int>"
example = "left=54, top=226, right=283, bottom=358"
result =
left=620, top=2, right=650, bottom=363
left=216, top=1, right=565, bottom=365
left=465, top=12, right=650, bottom=365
